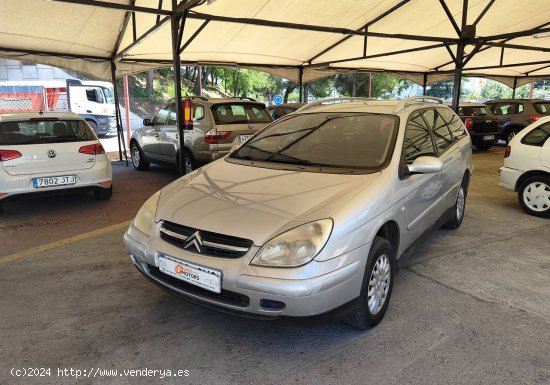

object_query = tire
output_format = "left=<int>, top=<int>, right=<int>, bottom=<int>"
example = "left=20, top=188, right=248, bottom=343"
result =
left=131, top=142, right=150, bottom=171
left=475, top=143, right=493, bottom=151
left=87, top=120, right=101, bottom=138
left=94, top=185, right=112, bottom=201
left=518, top=176, right=550, bottom=218
left=443, top=180, right=467, bottom=229
left=346, top=237, right=395, bottom=330
left=177, top=150, right=196, bottom=174
left=505, top=129, right=520, bottom=144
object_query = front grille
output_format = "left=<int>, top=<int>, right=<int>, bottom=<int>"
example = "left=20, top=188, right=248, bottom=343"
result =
left=160, top=221, right=253, bottom=259
left=472, top=120, right=498, bottom=133
left=145, top=263, right=250, bottom=307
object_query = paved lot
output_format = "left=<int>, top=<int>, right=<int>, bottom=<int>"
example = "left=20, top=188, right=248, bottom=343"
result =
left=1, top=146, right=549, bottom=385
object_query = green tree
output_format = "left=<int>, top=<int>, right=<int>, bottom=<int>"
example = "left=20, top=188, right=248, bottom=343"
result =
left=480, top=81, right=512, bottom=99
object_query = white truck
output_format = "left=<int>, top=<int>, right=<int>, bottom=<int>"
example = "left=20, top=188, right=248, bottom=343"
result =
left=0, top=79, right=116, bottom=137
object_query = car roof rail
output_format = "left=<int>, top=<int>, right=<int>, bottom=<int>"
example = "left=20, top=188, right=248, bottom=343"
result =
left=189, top=96, right=209, bottom=101
left=394, top=96, right=443, bottom=113
left=297, top=97, right=371, bottom=112
left=238, top=97, right=257, bottom=102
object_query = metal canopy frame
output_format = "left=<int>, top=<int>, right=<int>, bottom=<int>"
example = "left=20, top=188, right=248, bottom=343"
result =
left=4, top=0, right=550, bottom=173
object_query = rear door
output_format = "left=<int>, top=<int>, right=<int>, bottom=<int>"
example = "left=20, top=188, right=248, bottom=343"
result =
left=0, top=119, right=98, bottom=175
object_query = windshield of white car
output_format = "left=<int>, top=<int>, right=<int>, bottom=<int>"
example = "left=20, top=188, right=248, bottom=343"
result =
left=211, top=103, right=272, bottom=125
left=230, top=112, right=399, bottom=171
left=0, top=120, right=97, bottom=145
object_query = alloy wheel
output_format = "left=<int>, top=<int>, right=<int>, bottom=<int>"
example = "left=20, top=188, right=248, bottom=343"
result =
left=368, top=254, right=391, bottom=315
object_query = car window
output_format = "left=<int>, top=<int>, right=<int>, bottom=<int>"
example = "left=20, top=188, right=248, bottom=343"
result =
left=439, top=108, right=468, bottom=141
left=491, top=103, right=521, bottom=115
left=211, top=103, right=271, bottom=125
left=230, top=112, right=398, bottom=172
left=521, top=122, right=550, bottom=146
left=458, top=106, right=489, bottom=116
left=0, top=119, right=96, bottom=145
left=534, top=102, right=550, bottom=115
left=423, top=109, right=454, bottom=154
left=153, top=106, right=170, bottom=125
left=194, top=105, right=204, bottom=121
left=403, top=111, right=436, bottom=163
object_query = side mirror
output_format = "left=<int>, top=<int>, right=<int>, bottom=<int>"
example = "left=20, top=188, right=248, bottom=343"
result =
left=143, top=118, right=152, bottom=126
left=408, top=156, right=443, bottom=174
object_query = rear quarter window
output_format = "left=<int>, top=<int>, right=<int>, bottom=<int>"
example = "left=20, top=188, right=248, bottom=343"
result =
left=534, top=103, right=550, bottom=115
left=521, top=122, right=550, bottom=146
left=0, top=120, right=96, bottom=145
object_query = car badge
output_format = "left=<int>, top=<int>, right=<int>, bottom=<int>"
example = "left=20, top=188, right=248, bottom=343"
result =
left=248, top=124, right=253, bottom=129
left=184, top=231, right=204, bottom=253
left=47, top=150, right=57, bottom=158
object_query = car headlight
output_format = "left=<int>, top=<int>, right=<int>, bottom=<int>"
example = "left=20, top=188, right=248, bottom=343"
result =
left=133, top=191, right=161, bottom=236
left=251, top=219, right=333, bottom=267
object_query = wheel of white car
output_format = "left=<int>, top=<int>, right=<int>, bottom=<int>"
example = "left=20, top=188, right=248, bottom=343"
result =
left=346, top=236, right=395, bottom=330
left=518, top=176, right=550, bottom=218
left=131, top=142, right=149, bottom=171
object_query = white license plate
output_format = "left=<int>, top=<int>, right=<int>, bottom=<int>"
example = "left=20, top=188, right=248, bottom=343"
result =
left=158, top=253, right=222, bottom=293
left=238, top=134, right=253, bottom=143
left=483, top=135, right=495, bottom=140
left=33, top=175, right=76, bottom=188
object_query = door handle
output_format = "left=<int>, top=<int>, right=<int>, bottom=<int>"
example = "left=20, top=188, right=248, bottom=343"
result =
left=86, top=110, right=92, bottom=113
left=153, top=133, right=160, bottom=138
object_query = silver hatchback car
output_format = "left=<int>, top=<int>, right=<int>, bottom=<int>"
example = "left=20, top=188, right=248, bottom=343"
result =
left=124, top=97, right=472, bottom=329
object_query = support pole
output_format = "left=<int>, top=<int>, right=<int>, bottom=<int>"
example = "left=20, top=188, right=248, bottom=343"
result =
left=172, top=1, right=186, bottom=176
left=298, top=67, right=304, bottom=103
left=110, top=61, right=128, bottom=165
left=123, top=75, right=132, bottom=146
left=368, top=72, right=373, bottom=98
left=451, top=41, right=465, bottom=112
left=512, top=77, right=517, bottom=99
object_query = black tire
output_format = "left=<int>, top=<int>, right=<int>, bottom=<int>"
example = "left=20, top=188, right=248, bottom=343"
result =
left=346, top=236, right=395, bottom=330
left=177, top=150, right=196, bottom=174
left=131, top=142, right=150, bottom=171
left=475, top=143, right=493, bottom=151
left=518, top=175, right=550, bottom=218
left=87, top=120, right=101, bottom=138
left=443, top=180, right=467, bottom=229
left=94, top=185, right=112, bottom=201
left=505, top=129, right=520, bottom=144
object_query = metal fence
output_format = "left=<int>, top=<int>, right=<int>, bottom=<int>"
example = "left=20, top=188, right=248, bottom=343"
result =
left=118, top=97, right=168, bottom=120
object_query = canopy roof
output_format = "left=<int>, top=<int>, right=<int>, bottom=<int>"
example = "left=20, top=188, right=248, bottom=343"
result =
left=1, top=0, right=549, bottom=87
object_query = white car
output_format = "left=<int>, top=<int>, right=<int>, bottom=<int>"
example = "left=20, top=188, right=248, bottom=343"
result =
left=0, top=112, right=112, bottom=207
left=499, top=116, right=550, bottom=217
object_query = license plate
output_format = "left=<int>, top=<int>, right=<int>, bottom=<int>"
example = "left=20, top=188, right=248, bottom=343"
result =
left=238, top=134, right=253, bottom=143
left=483, top=135, right=495, bottom=141
left=33, top=175, right=76, bottom=188
left=158, top=253, right=222, bottom=293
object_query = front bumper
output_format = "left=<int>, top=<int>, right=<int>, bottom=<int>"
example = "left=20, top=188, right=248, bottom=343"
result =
left=499, top=166, right=523, bottom=191
left=124, top=225, right=368, bottom=319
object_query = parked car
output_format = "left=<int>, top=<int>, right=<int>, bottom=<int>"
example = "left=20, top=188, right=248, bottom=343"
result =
left=453, top=102, right=499, bottom=150
left=130, top=97, right=272, bottom=173
left=499, top=116, right=550, bottom=218
left=124, top=96, right=472, bottom=329
left=267, top=103, right=306, bottom=120
left=0, top=112, right=112, bottom=206
left=485, top=99, right=550, bottom=143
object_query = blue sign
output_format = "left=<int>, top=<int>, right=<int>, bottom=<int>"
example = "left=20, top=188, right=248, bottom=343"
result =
left=273, top=94, right=283, bottom=105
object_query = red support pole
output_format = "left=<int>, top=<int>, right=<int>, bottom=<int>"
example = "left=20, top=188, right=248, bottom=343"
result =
left=123, top=75, right=131, bottom=147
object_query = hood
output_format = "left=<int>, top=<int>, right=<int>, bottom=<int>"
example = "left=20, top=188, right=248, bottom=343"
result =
left=155, top=160, right=380, bottom=245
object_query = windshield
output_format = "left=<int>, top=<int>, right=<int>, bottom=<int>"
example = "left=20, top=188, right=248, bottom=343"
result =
left=0, top=120, right=97, bottom=145
left=101, top=87, right=115, bottom=104
left=211, top=103, right=272, bottom=125
left=230, top=112, right=399, bottom=172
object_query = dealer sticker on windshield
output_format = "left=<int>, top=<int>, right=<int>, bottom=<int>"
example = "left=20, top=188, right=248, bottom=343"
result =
left=158, top=253, right=222, bottom=293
